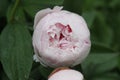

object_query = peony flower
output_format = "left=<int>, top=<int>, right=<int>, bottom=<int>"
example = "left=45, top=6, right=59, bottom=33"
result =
left=48, top=67, right=84, bottom=80
left=32, top=6, right=91, bottom=68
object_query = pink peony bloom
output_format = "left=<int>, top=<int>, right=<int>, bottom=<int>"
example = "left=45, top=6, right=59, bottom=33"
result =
left=32, top=6, right=91, bottom=68
left=48, top=67, right=84, bottom=80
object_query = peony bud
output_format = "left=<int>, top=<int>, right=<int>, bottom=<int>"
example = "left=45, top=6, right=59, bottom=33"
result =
left=48, top=67, right=84, bottom=80
left=32, top=6, right=91, bottom=68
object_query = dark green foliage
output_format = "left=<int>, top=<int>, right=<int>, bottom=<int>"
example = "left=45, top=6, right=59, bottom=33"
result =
left=0, top=0, right=120, bottom=80
left=0, top=23, right=33, bottom=80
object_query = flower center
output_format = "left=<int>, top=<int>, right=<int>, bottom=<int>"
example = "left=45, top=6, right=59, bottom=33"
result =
left=47, top=23, right=77, bottom=50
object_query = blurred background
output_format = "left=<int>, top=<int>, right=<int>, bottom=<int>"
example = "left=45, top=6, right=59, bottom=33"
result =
left=0, top=0, right=120, bottom=80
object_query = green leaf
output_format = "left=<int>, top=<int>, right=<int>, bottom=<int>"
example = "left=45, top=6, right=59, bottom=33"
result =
left=29, top=63, right=43, bottom=80
left=82, top=0, right=105, bottom=11
left=109, top=0, right=120, bottom=8
left=91, top=12, right=113, bottom=46
left=0, top=63, right=9, bottom=80
left=29, top=63, right=53, bottom=79
left=91, top=42, right=115, bottom=53
left=82, top=11, right=96, bottom=28
left=7, top=4, right=26, bottom=23
left=0, top=70, right=9, bottom=80
left=118, top=55, right=120, bottom=70
left=23, top=0, right=64, bottom=5
left=22, top=0, right=64, bottom=18
left=0, top=23, right=33, bottom=80
left=109, top=13, right=120, bottom=51
left=14, top=7, right=26, bottom=23
left=93, top=73, right=120, bottom=80
left=39, top=65, right=53, bottom=78
left=63, top=0, right=83, bottom=14
left=7, top=4, right=13, bottom=22
left=0, top=0, right=9, bottom=17
left=82, top=53, right=118, bottom=80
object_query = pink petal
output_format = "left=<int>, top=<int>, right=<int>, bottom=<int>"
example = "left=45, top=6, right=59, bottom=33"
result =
left=34, top=8, right=52, bottom=29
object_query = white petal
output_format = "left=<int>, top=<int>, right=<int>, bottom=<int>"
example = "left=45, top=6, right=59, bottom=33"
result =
left=34, top=6, right=63, bottom=29
left=48, top=69, right=84, bottom=80
left=33, top=54, right=40, bottom=62
left=53, top=6, right=63, bottom=12
left=34, top=8, right=52, bottom=29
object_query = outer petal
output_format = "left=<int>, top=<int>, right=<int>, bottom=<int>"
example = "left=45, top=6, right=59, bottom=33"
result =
left=33, top=54, right=39, bottom=62
left=48, top=69, right=83, bottom=80
left=53, top=6, right=63, bottom=12
left=72, top=38, right=91, bottom=66
left=33, top=8, right=52, bottom=29
left=34, top=6, right=63, bottom=29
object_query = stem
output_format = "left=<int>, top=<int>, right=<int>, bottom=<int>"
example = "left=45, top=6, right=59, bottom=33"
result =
left=9, top=0, right=20, bottom=22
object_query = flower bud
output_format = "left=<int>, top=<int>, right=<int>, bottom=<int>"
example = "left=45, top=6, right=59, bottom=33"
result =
left=48, top=67, right=84, bottom=80
left=32, top=6, right=91, bottom=68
